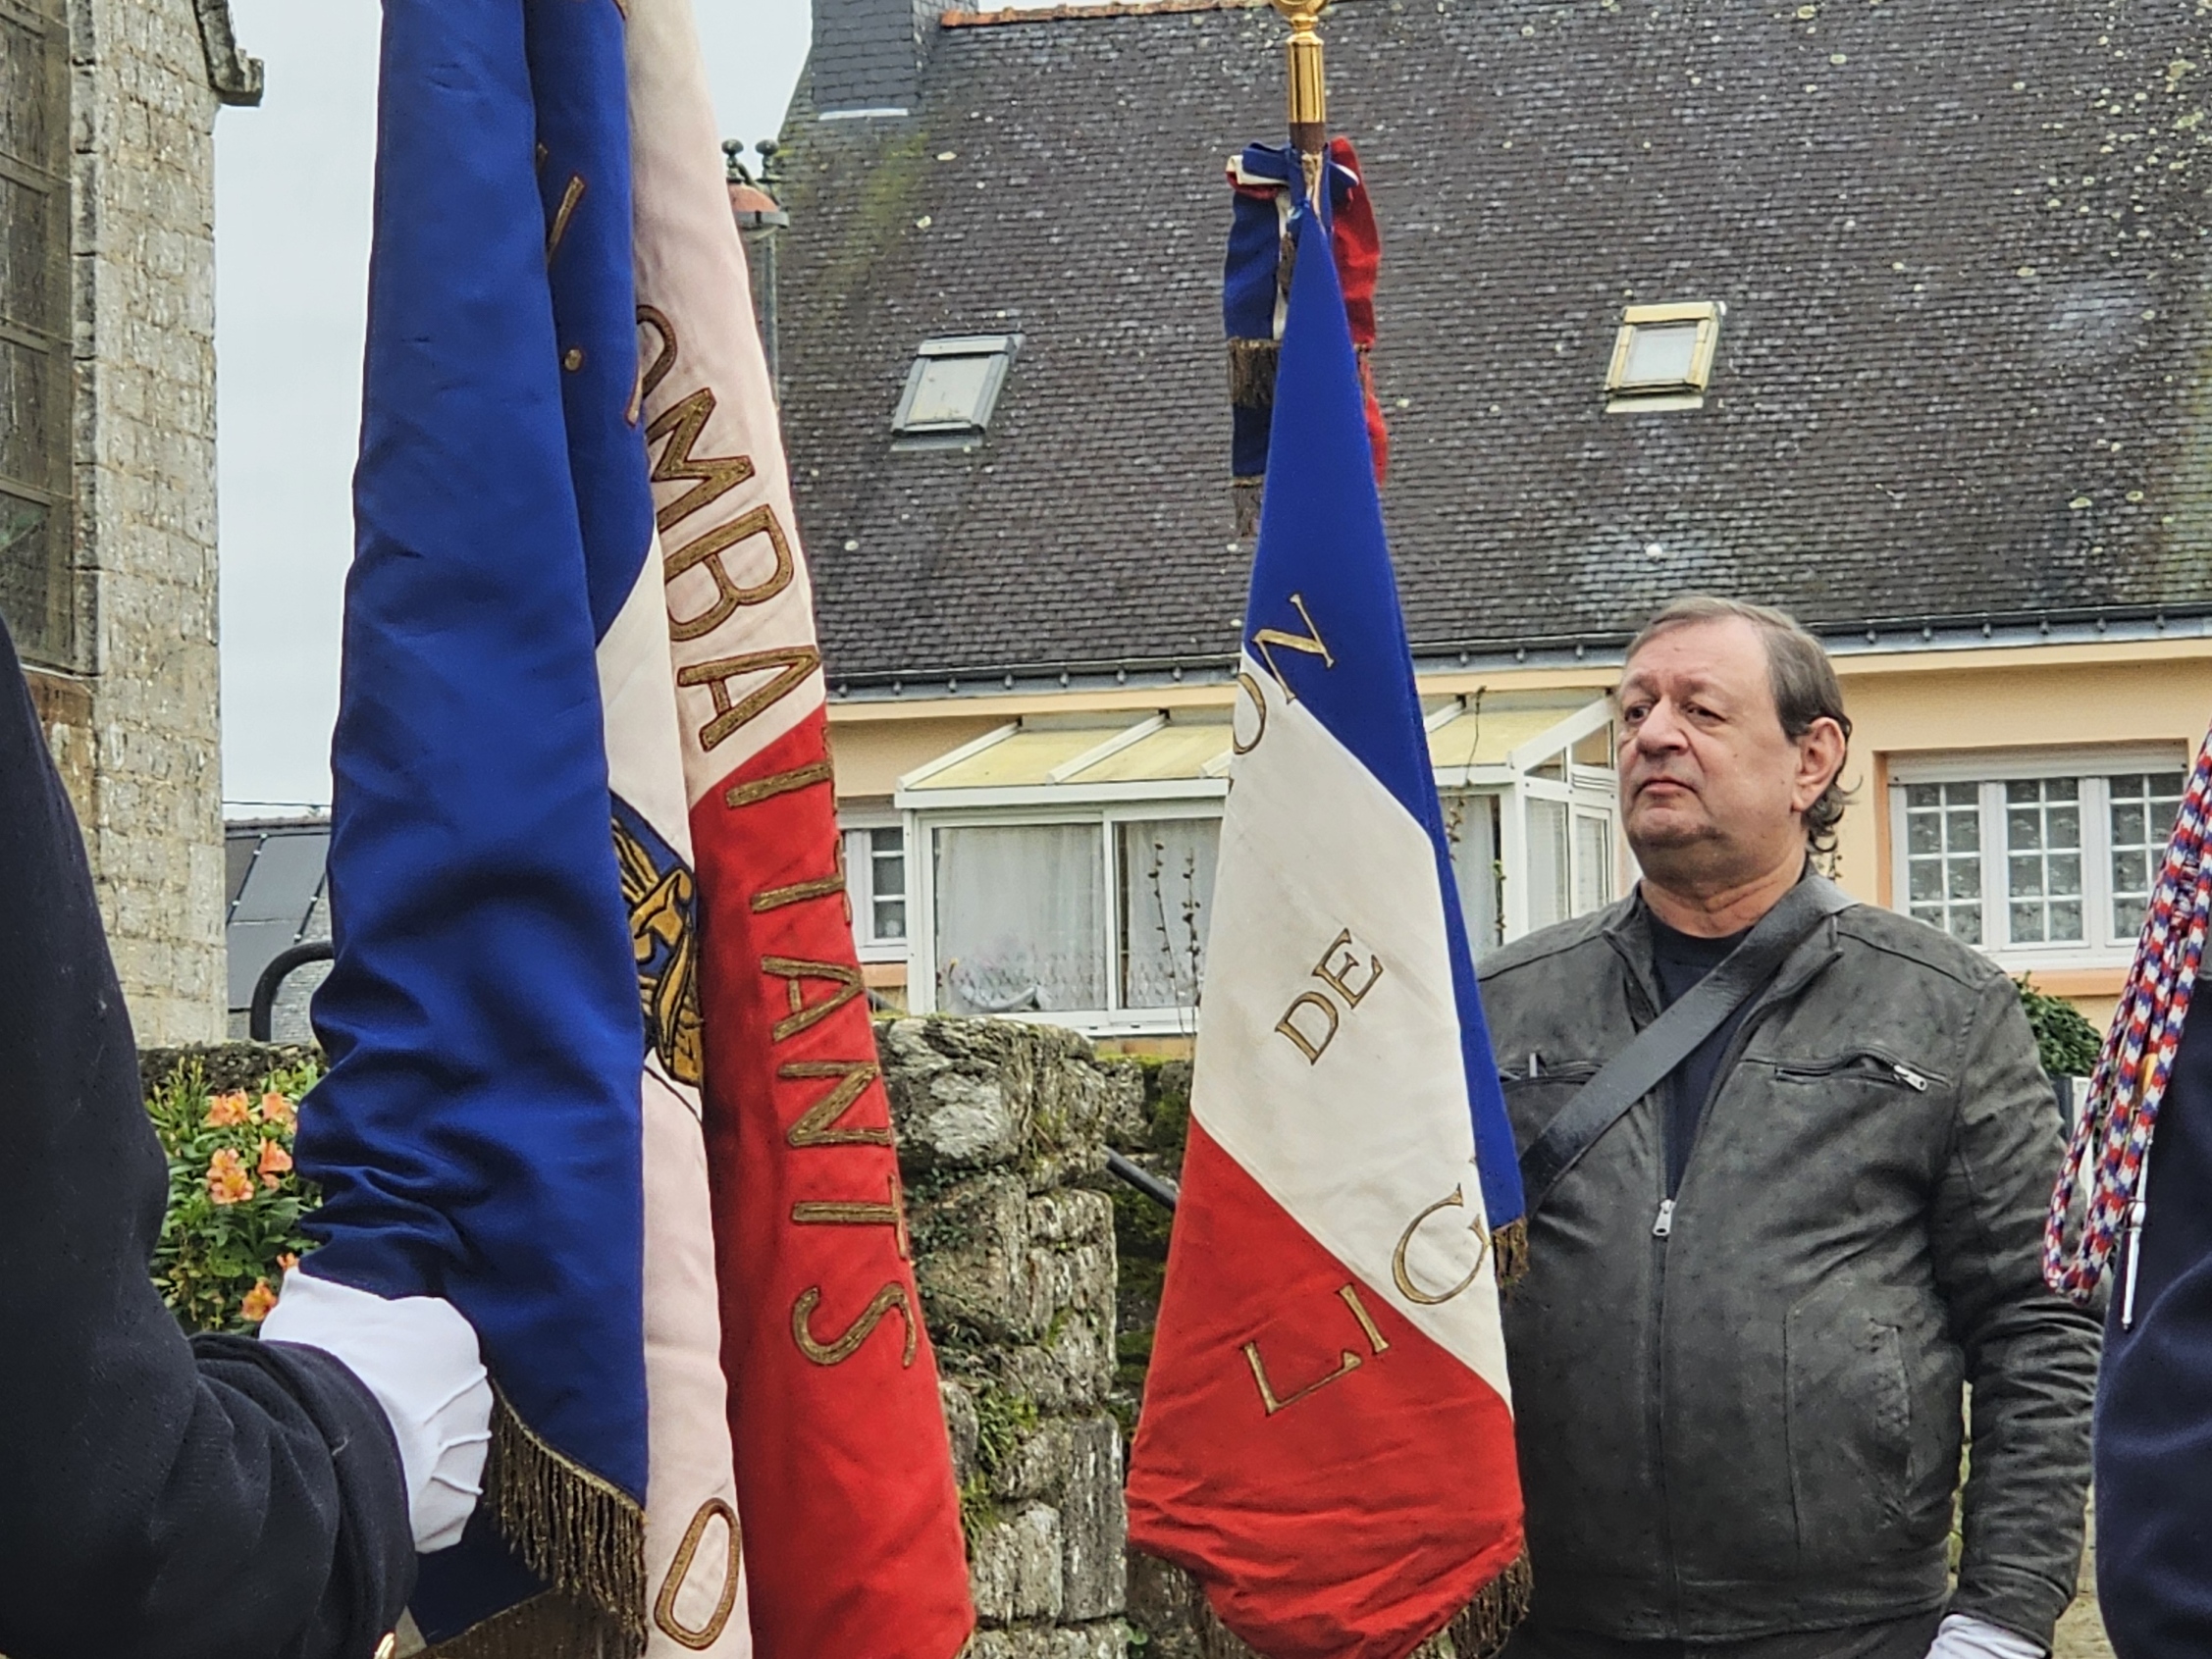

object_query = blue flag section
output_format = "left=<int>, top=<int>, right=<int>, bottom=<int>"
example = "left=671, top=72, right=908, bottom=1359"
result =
left=1252, top=208, right=1527, bottom=1244
left=300, top=0, right=654, bottom=1645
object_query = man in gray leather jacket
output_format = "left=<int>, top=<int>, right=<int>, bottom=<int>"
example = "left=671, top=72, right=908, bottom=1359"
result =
left=1485, top=596, right=2098, bottom=1659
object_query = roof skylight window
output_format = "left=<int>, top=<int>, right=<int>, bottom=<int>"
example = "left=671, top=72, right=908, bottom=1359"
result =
left=1606, top=302, right=1722, bottom=413
left=892, top=334, right=1019, bottom=448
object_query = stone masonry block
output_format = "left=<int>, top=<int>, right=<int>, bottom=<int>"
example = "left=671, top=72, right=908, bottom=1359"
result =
left=940, top=1376, right=980, bottom=1486
left=1059, top=1415, right=1127, bottom=1621
left=914, top=1171, right=1030, bottom=1339
left=970, top=1502, right=1064, bottom=1625
left=987, top=1414, right=1072, bottom=1505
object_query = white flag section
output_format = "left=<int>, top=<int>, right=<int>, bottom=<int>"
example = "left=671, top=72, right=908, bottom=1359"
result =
left=1201, top=658, right=1512, bottom=1400
left=597, top=546, right=752, bottom=1658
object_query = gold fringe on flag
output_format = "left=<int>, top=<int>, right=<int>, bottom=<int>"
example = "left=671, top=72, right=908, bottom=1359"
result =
left=423, top=1591, right=639, bottom=1659
left=465, top=1391, right=649, bottom=1658
left=1229, top=337, right=1280, bottom=409
left=1232, top=475, right=1265, bottom=541
left=1491, top=1218, right=1529, bottom=1292
left=1439, top=1552, right=1534, bottom=1659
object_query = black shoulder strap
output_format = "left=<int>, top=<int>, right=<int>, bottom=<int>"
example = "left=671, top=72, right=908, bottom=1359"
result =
left=1516, top=873, right=1856, bottom=1218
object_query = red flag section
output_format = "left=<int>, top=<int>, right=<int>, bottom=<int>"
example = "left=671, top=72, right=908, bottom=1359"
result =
left=690, top=707, right=974, bottom=1658
left=1127, top=1124, right=1524, bottom=1659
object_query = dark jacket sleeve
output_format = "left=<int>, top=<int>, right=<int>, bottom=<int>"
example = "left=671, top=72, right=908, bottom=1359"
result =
left=1933, top=972, right=2102, bottom=1648
left=0, top=618, right=415, bottom=1659
left=2091, top=995, right=2212, bottom=1658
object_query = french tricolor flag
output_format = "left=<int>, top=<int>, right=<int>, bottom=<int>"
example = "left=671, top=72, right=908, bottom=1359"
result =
left=1125, top=200, right=1529, bottom=1659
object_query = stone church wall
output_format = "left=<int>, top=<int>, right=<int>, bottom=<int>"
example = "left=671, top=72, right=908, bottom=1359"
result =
left=59, top=0, right=232, bottom=1043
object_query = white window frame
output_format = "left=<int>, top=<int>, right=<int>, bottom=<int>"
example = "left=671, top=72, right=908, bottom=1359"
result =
left=839, top=810, right=910, bottom=962
left=1887, top=745, right=2188, bottom=971
left=904, top=801, right=1225, bottom=1036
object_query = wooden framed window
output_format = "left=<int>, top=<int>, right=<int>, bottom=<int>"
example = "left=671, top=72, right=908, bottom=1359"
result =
left=0, top=0, right=76, bottom=667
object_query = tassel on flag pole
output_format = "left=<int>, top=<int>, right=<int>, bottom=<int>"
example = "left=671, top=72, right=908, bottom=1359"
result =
left=1226, top=0, right=1388, bottom=539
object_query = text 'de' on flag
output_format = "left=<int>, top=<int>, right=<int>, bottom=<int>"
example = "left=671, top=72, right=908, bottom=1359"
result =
left=1126, top=201, right=1530, bottom=1659
left=623, top=1, right=976, bottom=1656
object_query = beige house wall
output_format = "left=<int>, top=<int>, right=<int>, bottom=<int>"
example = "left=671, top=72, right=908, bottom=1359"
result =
left=831, top=637, right=2212, bottom=1030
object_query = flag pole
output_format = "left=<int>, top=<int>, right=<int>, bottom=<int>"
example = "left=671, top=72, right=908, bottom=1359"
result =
left=1272, top=0, right=1328, bottom=200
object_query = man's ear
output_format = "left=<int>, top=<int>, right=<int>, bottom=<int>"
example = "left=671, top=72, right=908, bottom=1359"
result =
left=1793, top=716, right=1848, bottom=810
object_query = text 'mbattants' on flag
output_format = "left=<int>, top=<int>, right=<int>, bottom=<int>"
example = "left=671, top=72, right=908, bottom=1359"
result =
left=264, top=0, right=972, bottom=1654
left=1125, top=191, right=1530, bottom=1658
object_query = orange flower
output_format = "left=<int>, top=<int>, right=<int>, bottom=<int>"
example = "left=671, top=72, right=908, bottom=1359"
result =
left=258, top=1091, right=295, bottom=1127
left=206, top=1091, right=251, bottom=1127
left=206, top=1148, right=254, bottom=1205
left=277, top=1252, right=299, bottom=1273
left=256, top=1138, right=293, bottom=1188
left=239, top=1279, right=279, bottom=1323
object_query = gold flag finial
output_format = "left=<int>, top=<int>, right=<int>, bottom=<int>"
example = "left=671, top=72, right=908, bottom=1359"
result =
left=1270, top=0, right=1327, bottom=193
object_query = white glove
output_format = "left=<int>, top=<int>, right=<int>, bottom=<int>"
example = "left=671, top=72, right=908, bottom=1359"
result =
left=1925, top=1614, right=2045, bottom=1659
left=259, top=1269, right=494, bottom=1553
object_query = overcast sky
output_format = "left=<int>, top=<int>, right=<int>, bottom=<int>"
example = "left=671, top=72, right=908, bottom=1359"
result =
left=215, top=0, right=813, bottom=811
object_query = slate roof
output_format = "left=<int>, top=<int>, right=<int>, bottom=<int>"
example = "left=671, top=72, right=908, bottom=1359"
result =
left=773, top=0, right=2212, bottom=686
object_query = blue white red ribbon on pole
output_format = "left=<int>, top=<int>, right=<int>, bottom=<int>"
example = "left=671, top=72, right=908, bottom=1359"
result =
left=1226, top=137, right=1389, bottom=537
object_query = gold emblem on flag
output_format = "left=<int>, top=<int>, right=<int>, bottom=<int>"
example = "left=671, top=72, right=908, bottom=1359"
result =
left=614, top=810, right=706, bottom=1087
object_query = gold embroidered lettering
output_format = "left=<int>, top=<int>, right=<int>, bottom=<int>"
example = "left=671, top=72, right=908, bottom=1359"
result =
left=1275, top=991, right=1341, bottom=1064
left=724, top=758, right=833, bottom=810
left=1241, top=1282, right=1392, bottom=1416
left=752, top=837, right=848, bottom=915
left=792, top=1172, right=912, bottom=1260
left=1391, top=1185, right=1489, bottom=1307
left=664, top=505, right=796, bottom=640
left=653, top=1497, right=741, bottom=1650
left=792, top=1282, right=919, bottom=1368
left=633, top=305, right=678, bottom=425
left=677, top=646, right=820, bottom=751
left=1250, top=592, right=1334, bottom=699
left=1339, top=1283, right=1391, bottom=1353
left=1311, top=927, right=1385, bottom=1009
left=761, top=956, right=863, bottom=1042
left=646, top=387, right=757, bottom=532
left=1233, top=670, right=1269, bottom=754
left=781, top=1059, right=891, bottom=1149
left=545, top=175, right=585, bottom=264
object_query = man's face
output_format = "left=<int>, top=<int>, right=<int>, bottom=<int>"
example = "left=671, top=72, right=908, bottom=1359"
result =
left=1615, top=616, right=1827, bottom=890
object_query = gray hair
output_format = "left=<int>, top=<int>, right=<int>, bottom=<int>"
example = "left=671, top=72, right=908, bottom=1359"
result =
left=1624, top=595, right=1855, bottom=855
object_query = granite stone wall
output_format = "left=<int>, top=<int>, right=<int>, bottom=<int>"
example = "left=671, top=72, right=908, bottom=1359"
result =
left=882, top=1015, right=1142, bottom=1659
left=57, top=0, right=229, bottom=1043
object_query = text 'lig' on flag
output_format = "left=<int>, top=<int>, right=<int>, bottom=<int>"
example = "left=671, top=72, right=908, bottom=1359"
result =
left=1127, top=198, right=1530, bottom=1659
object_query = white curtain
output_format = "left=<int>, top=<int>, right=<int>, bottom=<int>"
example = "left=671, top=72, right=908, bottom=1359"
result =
left=1526, top=797, right=1570, bottom=932
left=934, top=823, right=1104, bottom=1014
left=1444, top=793, right=1502, bottom=961
left=1118, top=818, right=1220, bottom=1010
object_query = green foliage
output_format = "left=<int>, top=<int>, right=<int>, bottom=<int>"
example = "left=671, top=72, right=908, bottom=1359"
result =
left=145, top=1058, right=320, bottom=1335
left=956, top=1471, right=996, bottom=1558
left=973, top=1384, right=1038, bottom=1479
left=1110, top=1059, right=1191, bottom=1418
left=2015, top=977, right=2103, bottom=1079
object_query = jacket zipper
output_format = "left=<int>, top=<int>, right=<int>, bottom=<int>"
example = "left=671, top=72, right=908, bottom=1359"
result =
left=1645, top=940, right=1841, bottom=1629
left=1774, top=1056, right=1934, bottom=1092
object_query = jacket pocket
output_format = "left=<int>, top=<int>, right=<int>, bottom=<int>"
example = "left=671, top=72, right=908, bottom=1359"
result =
left=1784, top=1279, right=1911, bottom=1571
left=1770, top=1049, right=1949, bottom=1095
